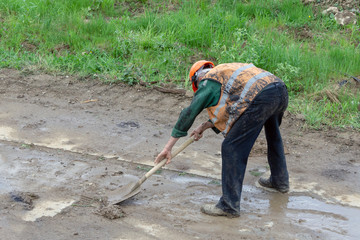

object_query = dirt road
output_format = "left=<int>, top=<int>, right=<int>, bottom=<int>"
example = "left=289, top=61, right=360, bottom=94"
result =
left=1, top=68, right=359, bottom=239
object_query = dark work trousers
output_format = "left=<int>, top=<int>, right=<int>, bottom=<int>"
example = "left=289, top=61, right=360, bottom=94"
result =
left=216, top=81, right=289, bottom=215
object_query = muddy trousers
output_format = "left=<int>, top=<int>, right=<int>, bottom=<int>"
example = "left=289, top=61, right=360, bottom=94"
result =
left=216, top=82, right=289, bottom=215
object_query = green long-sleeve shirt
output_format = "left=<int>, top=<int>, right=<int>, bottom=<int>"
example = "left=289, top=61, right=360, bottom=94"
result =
left=171, top=79, right=222, bottom=138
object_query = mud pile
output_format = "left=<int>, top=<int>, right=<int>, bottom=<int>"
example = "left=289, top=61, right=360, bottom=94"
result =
left=95, top=205, right=125, bottom=220
left=10, top=192, right=40, bottom=210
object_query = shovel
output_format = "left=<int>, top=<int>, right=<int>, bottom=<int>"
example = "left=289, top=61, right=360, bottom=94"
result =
left=108, top=136, right=195, bottom=205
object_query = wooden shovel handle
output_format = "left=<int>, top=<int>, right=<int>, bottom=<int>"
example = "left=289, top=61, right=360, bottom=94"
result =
left=132, top=136, right=195, bottom=190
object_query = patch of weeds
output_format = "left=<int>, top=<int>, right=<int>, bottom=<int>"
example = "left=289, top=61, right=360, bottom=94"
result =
left=249, top=170, right=262, bottom=177
left=112, top=30, right=136, bottom=59
left=208, top=179, right=221, bottom=185
left=210, top=29, right=265, bottom=66
left=136, top=165, right=162, bottom=174
left=301, top=89, right=360, bottom=129
left=275, top=62, right=302, bottom=93
left=120, top=64, right=144, bottom=85
left=178, top=172, right=196, bottom=177
left=107, top=63, right=144, bottom=85
left=84, top=0, right=119, bottom=17
left=20, top=143, right=33, bottom=149
left=98, top=156, right=106, bottom=161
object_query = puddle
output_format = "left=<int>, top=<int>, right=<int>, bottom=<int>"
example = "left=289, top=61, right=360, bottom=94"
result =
left=10, top=192, right=40, bottom=210
left=0, top=176, right=11, bottom=194
left=170, top=175, right=210, bottom=185
left=22, top=199, right=75, bottom=222
left=0, top=151, right=15, bottom=194
left=40, top=136, right=77, bottom=151
left=240, top=185, right=360, bottom=238
left=287, top=196, right=360, bottom=239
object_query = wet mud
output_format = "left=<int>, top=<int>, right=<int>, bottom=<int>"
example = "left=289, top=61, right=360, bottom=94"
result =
left=0, top=68, right=360, bottom=239
left=95, top=205, right=126, bottom=219
left=10, top=192, right=40, bottom=210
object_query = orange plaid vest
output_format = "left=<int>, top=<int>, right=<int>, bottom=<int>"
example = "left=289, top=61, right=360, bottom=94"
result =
left=205, top=63, right=282, bottom=136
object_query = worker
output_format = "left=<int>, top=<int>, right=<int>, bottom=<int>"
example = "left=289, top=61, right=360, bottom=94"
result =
left=154, top=61, right=289, bottom=218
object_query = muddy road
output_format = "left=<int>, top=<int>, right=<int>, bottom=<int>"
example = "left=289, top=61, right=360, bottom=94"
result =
left=1, top=68, right=360, bottom=239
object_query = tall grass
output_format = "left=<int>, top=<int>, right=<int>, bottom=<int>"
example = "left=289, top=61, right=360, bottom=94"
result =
left=0, top=0, right=359, bottom=128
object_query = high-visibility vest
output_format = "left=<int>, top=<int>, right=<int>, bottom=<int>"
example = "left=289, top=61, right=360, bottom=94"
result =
left=205, top=63, right=282, bottom=136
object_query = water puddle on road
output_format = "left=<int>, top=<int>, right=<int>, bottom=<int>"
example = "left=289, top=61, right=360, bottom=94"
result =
left=0, top=153, right=12, bottom=194
left=287, top=195, right=360, bottom=239
left=242, top=186, right=360, bottom=240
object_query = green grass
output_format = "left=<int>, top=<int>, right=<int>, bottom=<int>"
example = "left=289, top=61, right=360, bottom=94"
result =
left=0, top=0, right=359, bottom=129
left=136, top=165, right=162, bottom=174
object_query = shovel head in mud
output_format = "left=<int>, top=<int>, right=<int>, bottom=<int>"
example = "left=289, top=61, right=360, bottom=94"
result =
left=108, top=137, right=195, bottom=205
left=107, top=182, right=141, bottom=205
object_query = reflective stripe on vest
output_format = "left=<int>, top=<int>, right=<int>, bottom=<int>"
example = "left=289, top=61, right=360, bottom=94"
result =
left=223, top=71, right=273, bottom=134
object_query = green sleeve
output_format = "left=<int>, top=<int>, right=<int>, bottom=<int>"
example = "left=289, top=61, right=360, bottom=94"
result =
left=171, top=79, right=221, bottom=138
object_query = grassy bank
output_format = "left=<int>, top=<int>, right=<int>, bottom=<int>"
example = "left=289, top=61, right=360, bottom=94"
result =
left=0, top=0, right=359, bottom=128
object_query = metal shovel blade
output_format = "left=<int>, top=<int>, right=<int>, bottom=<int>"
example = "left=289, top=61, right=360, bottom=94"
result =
left=108, top=137, right=194, bottom=205
left=107, top=182, right=141, bottom=205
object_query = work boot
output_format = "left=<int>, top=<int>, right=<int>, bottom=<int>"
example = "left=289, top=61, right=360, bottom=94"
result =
left=258, top=177, right=289, bottom=193
left=200, top=204, right=240, bottom=218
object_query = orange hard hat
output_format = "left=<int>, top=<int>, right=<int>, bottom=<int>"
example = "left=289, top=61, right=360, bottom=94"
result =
left=189, top=60, right=215, bottom=92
